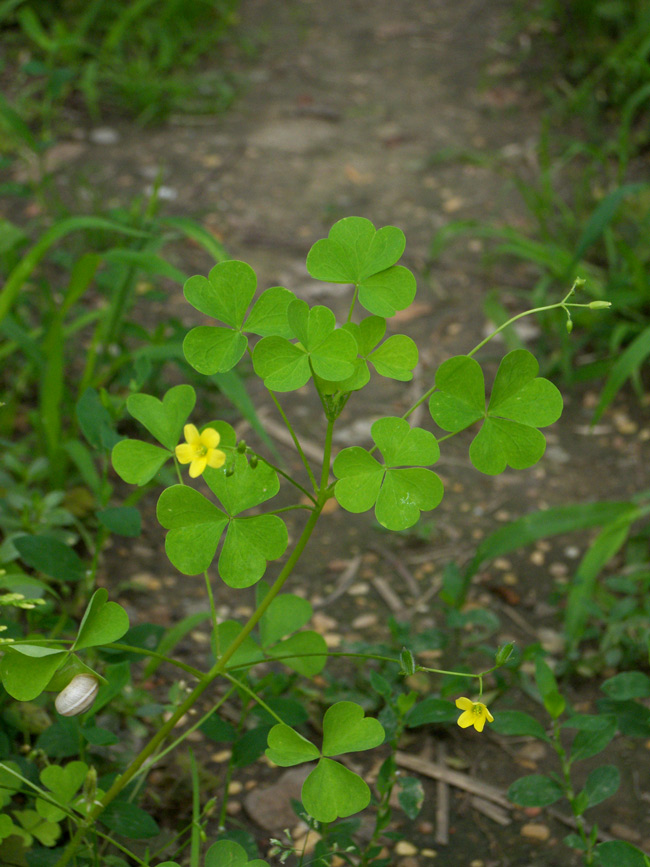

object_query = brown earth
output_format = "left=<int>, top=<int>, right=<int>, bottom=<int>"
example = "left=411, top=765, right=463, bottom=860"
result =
left=30, top=0, right=650, bottom=864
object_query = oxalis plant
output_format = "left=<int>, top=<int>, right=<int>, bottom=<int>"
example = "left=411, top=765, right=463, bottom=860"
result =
left=0, top=217, right=618, bottom=866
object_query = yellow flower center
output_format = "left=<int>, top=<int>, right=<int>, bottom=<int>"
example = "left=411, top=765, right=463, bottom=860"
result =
left=195, top=444, right=208, bottom=457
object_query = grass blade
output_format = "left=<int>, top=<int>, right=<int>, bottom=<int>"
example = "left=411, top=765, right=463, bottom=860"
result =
left=592, top=324, right=650, bottom=423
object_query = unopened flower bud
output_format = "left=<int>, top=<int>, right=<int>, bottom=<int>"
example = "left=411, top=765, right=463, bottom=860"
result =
left=237, top=440, right=247, bottom=453
left=249, top=455, right=258, bottom=469
left=566, top=318, right=573, bottom=334
left=588, top=300, right=612, bottom=309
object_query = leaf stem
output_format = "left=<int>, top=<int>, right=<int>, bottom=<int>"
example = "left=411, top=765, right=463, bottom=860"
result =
left=266, top=388, right=318, bottom=491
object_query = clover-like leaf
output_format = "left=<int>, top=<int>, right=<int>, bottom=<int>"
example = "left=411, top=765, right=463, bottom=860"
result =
left=218, top=514, right=288, bottom=588
left=369, top=333, right=418, bottom=380
left=204, top=453, right=279, bottom=515
left=265, top=724, right=320, bottom=767
left=251, top=337, right=309, bottom=392
left=306, top=217, right=416, bottom=317
left=302, top=758, right=372, bottom=822
left=183, top=262, right=296, bottom=374
left=322, top=701, right=385, bottom=756
left=38, top=761, right=88, bottom=822
left=216, top=620, right=265, bottom=671
left=429, top=350, right=563, bottom=475
left=257, top=584, right=313, bottom=646
left=157, top=485, right=229, bottom=575
left=73, top=588, right=129, bottom=650
left=334, top=417, right=443, bottom=530
left=266, top=631, right=328, bottom=676
left=205, top=840, right=269, bottom=867
left=111, top=439, right=171, bottom=486
left=126, top=385, right=196, bottom=451
left=0, top=645, right=67, bottom=701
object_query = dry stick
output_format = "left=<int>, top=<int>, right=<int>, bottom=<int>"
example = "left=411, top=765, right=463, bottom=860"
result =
left=372, top=575, right=405, bottom=614
left=369, top=542, right=420, bottom=598
left=257, top=410, right=325, bottom=464
left=313, top=555, right=362, bottom=610
left=395, top=751, right=510, bottom=809
left=470, top=796, right=511, bottom=826
left=435, top=742, right=450, bottom=844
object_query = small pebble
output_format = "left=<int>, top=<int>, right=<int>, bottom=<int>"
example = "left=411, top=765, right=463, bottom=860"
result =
left=90, top=126, right=120, bottom=144
left=395, top=840, right=418, bottom=856
left=521, top=823, right=550, bottom=841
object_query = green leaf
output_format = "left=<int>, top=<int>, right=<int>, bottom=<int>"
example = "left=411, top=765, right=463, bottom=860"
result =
left=216, top=621, right=264, bottom=671
left=594, top=840, right=649, bottom=867
left=126, top=384, right=196, bottom=450
left=218, top=514, right=288, bottom=588
left=0, top=646, right=67, bottom=700
left=406, top=698, right=458, bottom=726
left=73, top=588, right=129, bottom=650
left=267, top=631, right=328, bottom=676
left=244, top=286, right=295, bottom=337
left=601, top=672, right=650, bottom=700
left=333, top=417, right=443, bottom=531
left=287, top=300, right=357, bottom=380
left=430, top=350, right=562, bottom=475
left=13, top=809, right=61, bottom=846
left=183, top=325, right=248, bottom=374
left=184, top=261, right=256, bottom=326
left=257, top=587, right=313, bottom=645
left=398, top=776, right=424, bottom=819
left=306, top=217, right=416, bottom=316
left=204, top=453, right=279, bottom=515
left=302, top=758, right=371, bottom=822
left=593, top=325, right=650, bottom=423
left=96, top=507, right=141, bottom=537
left=369, top=334, right=418, bottom=380
left=157, top=486, right=228, bottom=575
left=252, top=336, right=310, bottom=391
left=489, top=710, right=549, bottom=741
left=581, top=765, right=620, bottom=808
left=14, top=535, right=85, bottom=582
left=205, top=840, right=269, bottom=867
left=100, top=801, right=159, bottom=839
left=535, top=658, right=565, bottom=719
left=508, top=774, right=564, bottom=807
left=111, top=439, right=171, bottom=486
left=38, top=761, right=88, bottom=822
left=570, top=717, right=617, bottom=762
left=265, top=724, right=320, bottom=767
left=76, top=388, right=121, bottom=450
left=322, top=702, right=384, bottom=756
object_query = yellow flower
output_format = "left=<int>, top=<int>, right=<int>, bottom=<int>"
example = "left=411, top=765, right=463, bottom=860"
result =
left=455, top=697, right=494, bottom=732
left=175, top=424, right=226, bottom=478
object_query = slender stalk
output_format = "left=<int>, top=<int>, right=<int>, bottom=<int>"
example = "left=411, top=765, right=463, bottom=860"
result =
left=266, top=388, right=319, bottom=491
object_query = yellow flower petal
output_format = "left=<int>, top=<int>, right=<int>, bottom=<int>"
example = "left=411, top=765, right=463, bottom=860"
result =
left=189, top=457, right=207, bottom=478
left=200, top=427, right=220, bottom=449
left=485, top=707, right=494, bottom=723
left=183, top=423, right=200, bottom=445
left=207, top=449, right=226, bottom=469
left=457, top=710, right=475, bottom=728
left=175, top=443, right=194, bottom=464
left=455, top=697, right=473, bottom=711
left=474, top=714, right=487, bottom=732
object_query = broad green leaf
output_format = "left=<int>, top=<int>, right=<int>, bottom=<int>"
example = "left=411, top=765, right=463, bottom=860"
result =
left=100, top=801, right=159, bottom=839
left=429, top=356, right=485, bottom=431
left=14, top=535, right=85, bottom=583
left=244, top=286, right=295, bottom=337
left=430, top=350, right=562, bottom=476
left=334, top=418, right=443, bottom=530
left=265, top=724, right=320, bottom=767
left=535, top=659, right=565, bottom=719
left=183, top=325, right=248, bottom=374
left=0, top=646, right=67, bottom=700
left=489, top=710, right=549, bottom=741
left=38, top=761, right=88, bottom=822
left=570, top=717, right=617, bottom=762
left=252, top=336, right=310, bottom=391
left=302, top=758, right=371, bottom=821
left=357, top=265, right=416, bottom=317
left=111, top=439, right=171, bottom=486
left=204, top=454, right=279, bottom=515
left=218, top=515, right=288, bottom=588
left=287, top=300, right=358, bottom=380
left=306, top=217, right=405, bottom=283
left=406, top=698, right=458, bottom=727
left=267, top=631, right=328, bottom=676
left=508, top=774, right=564, bottom=807
left=96, top=506, right=141, bottom=537
left=257, top=587, right=313, bottom=645
left=157, top=486, right=228, bottom=575
left=205, top=839, right=269, bottom=867
left=601, top=671, right=650, bottom=700
left=398, top=776, right=425, bottom=819
left=126, top=385, right=196, bottom=450
left=216, top=621, right=264, bottom=671
left=369, top=334, right=418, bottom=380
left=76, top=388, right=121, bottom=450
left=184, top=261, right=256, bottom=326
left=349, top=316, right=386, bottom=354
left=582, top=765, right=620, bottom=808
left=594, top=840, right=649, bottom=867
left=13, top=809, right=61, bottom=846
left=321, top=702, right=384, bottom=756
left=73, top=588, right=129, bottom=650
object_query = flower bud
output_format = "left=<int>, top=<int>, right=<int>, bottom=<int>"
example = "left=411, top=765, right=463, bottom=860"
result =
left=55, top=674, right=99, bottom=717
left=249, top=455, right=258, bottom=469
left=237, top=439, right=247, bottom=453
left=566, top=318, right=573, bottom=334
left=588, top=300, right=612, bottom=309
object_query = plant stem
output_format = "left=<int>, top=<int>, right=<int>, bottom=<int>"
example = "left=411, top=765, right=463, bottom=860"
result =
left=266, top=387, right=319, bottom=491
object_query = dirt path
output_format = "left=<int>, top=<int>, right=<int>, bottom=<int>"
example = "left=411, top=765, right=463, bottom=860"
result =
left=61, top=1, right=650, bottom=864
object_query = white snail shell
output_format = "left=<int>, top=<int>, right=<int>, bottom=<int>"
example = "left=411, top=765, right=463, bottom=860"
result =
left=55, top=674, right=100, bottom=717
